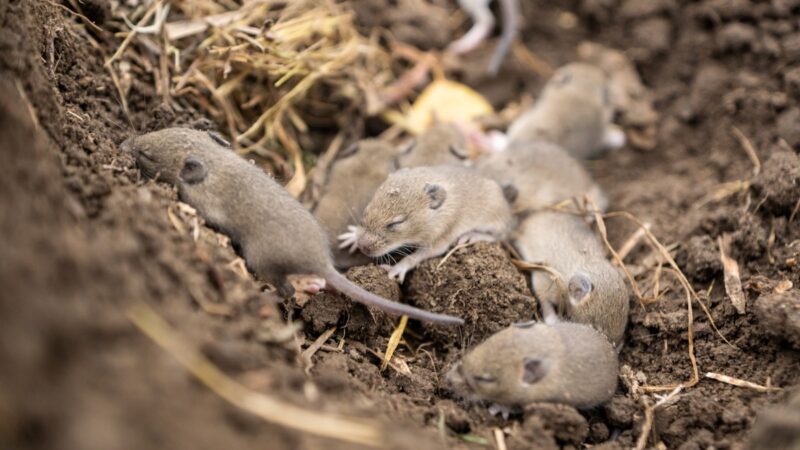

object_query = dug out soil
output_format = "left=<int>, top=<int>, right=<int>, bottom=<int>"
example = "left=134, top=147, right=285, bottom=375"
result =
left=1, top=0, right=799, bottom=449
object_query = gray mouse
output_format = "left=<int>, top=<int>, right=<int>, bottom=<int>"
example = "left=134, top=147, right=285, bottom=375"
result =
left=506, top=62, right=625, bottom=159
left=396, top=123, right=470, bottom=169
left=513, top=211, right=629, bottom=347
left=122, top=128, right=464, bottom=325
left=313, top=139, right=398, bottom=269
left=447, top=317, right=618, bottom=409
left=340, top=165, right=513, bottom=283
left=475, top=140, right=608, bottom=213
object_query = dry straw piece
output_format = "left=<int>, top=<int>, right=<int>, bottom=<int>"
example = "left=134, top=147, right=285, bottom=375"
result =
left=112, top=0, right=400, bottom=190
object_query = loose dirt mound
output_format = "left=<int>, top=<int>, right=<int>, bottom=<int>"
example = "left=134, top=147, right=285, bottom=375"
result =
left=1, top=1, right=799, bottom=449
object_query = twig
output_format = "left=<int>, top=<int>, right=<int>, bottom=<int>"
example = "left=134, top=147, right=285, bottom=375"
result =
left=45, top=0, right=104, bottom=33
left=718, top=234, right=746, bottom=314
left=436, top=242, right=477, bottom=269
left=617, top=222, right=651, bottom=262
left=731, top=126, right=761, bottom=176
left=106, top=1, right=161, bottom=67
left=493, top=428, right=507, bottom=450
left=705, top=372, right=783, bottom=392
left=301, top=327, right=336, bottom=374
left=127, top=301, right=383, bottom=447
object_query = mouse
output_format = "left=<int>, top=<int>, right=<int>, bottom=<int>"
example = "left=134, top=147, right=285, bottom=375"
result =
left=312, top=139, right=398, bottom=269
left=512, top=210, right=629, bottom=347
left=505, top=62, right=626, bottom=159
left=449, top=0, right=520, bottom=76
left=121, top=128, right=464, bottom=325
left=475, top=139, right=608, bottom=213
left=446, top=317, right=618, bottom=409
left=397, top=123, right=470, bottom=169
left=339, top=165, right=513, bottom=283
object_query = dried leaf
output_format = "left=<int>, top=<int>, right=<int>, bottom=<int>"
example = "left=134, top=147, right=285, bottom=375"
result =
left=718, top=235, right=746, bottom=314
left=402, top=79, right=493, bottom=134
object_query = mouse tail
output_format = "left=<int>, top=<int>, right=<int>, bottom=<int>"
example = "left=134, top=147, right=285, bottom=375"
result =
left=323, top=269, right=464, bottom=325
left=487, top=0, right=519, bottom=76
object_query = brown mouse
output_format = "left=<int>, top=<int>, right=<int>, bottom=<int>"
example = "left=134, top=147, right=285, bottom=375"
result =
left=506, top=62, right=625, bottom=159
left=513, top=211, right=629, bottom=347
left=312, top=139, right=398, bottom=269
left=475, top=140, right=608, bottom=213
left=396, top=123, right=470, bottom=169
left=447, top=318, right=618, bottom=409
left=340, top=165, right=513, bottom=283
left=122, top=128, right=463, bottom=325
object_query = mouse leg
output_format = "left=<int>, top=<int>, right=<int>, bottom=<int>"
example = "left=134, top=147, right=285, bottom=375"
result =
left=337, top=225, right=360, bottom=254
left=386, top=241, right=452, bottom=283
left=273, top=276, right=295, bottom=298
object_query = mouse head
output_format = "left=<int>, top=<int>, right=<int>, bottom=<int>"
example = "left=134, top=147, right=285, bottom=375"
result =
left=567, top=266, right=629, bottom=347
left=335, top=139, right=399, bottom=172
left=447, top=322, right=556, bottom=406
left=542, top=62, right=610, bottom=109
left=399, top=123, right=469, bottom=167
left=356, top=169, right=448, bottom=257
left=121, top=128, right=230, bottom=185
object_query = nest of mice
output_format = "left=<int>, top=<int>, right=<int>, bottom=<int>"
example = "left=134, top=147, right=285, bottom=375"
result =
left=3, top=1, right=800, bottom=450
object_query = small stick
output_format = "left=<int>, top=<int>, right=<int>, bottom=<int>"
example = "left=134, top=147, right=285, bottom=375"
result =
left=789, top=196, right=800, bottom=223
left=634, top=397, right=655, bottom=450
left=705, top=372, right=782, bottom=392
left=46, top=0, right=104, bottom=33
left=301, top=327, right=336, bottom=373
left=731, top=126, right=761, bottom=176
left=493, top=428, right=507, bottom=450
left=127, top=302, right=382, bottom=446
left=106, top=1, right=161, bottom=67
left=437, top=242, right=477, bottom=269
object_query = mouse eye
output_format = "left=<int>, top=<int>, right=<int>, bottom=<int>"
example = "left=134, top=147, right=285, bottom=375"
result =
left=386, top=217, right=406, bottom=231
left=472, top=374, right=496, bottom=384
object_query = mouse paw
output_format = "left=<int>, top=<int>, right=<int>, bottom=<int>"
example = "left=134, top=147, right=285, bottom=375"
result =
left=487, top=403, right=513, bottom=420
left=303, top=277, right=327, bottom=294
left=386, top=263, right=411, bottom=284
left=337, top=225, right=359, bottom=254
left=456, top=231, right=496, bottom=246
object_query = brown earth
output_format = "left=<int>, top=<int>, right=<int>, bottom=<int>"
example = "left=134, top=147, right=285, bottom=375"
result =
left=1, top=1, right=800, bottom=449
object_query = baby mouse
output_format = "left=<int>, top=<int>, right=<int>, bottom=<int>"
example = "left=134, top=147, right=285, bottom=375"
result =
left=475, top=140, right=608, bottom=213
left=447, top=318, right=618, bottom=410
left=397, top=123, right=470, bottom=169
left=313, top=139, right=398, bottom=269
left=513, top=211, right=629, bottom=347
left=122, top=128, right=463, bottom=325
left=340, top=165, right=513, bottom=283
left=506, top=62, right=625, bottom=159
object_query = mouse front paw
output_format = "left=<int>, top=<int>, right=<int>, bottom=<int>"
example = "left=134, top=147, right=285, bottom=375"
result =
left=456, top=231, right=496, bottom=246
left=337, top=225, right=359, bottom=254
left=487, top=403, right=513, bottom=420
left=386, top=263, right=412, bottom=284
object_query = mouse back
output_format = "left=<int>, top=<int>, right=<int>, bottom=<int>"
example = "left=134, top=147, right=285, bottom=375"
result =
left=476, top=140, right=607, bottom=212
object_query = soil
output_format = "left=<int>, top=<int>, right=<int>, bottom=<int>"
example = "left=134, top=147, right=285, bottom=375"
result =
left=1, top=1, right=799, bottom=449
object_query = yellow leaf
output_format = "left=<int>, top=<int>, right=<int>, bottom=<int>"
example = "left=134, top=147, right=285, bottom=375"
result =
left=403, top=79, right=493, bottom=134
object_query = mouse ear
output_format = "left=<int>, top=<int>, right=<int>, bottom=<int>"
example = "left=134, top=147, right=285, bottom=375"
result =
left=500, top=181, right=518, bottom=203
left=448, top=144, right=469, bottom=160
left=338, top=142, right=359, bottom=159
left=399, top=139, right=416, bottom=156
left=180, top=156, right=208, bottom=185
left=521, top=357, right=548, bottom=385
left=424, top=183, right=446, bottom=209
left=567, top=272, right=593, bottom=307
left=511, top=320, right=537, bottom=329
left=207, top=131, right=231, bottom=148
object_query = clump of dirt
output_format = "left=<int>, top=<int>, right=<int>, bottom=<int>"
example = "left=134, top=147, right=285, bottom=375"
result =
left=754, top=290, right=800, bottom=349
left=405, top=243, right=536, bottom=349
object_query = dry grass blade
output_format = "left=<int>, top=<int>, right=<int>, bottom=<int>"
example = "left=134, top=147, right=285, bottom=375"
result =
left=617, top=222, right=651, bottom=262
left=731, top=126, right=761, bottom=176
left=718, top=234, right=746, bottom=314
left=635, top=387, right=683, bottom=450
left=493, top=428, right=507, bottom=450
left=107, top=1, right=161, bottom=67
left=46, top=0, right=105, bottom=33
left=127, top=301, right=383, bottom=447
left=302, top=327, right=336, bottom=374
left=705, top=372, right=782, bottom=392
left=382, top=315, right=408, bottom=371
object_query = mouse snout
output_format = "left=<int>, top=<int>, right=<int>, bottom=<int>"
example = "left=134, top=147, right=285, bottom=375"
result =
left=356, top=233, right=381, bottom=257
left=119, top=136, right=138, bottom=154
